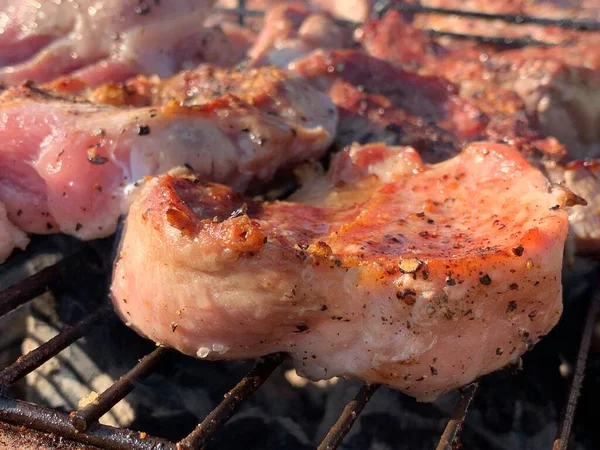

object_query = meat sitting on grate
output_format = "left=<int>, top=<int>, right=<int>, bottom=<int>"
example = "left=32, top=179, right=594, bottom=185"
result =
left=247, top=3, right=351, bottom=68
left=414, top=0, right=600, bottom=45
left=111, top=142, right=570, bottom=401
left=546, top=159, right=600, bottom=256
left=0, top=66, right=337, bottom=262
left=358, top=10, right=600, bottom=159
left=290, top=49, right=489, bottom=162
left=0, top=201, right=29, bottom=262
left=0, top=0, right=260, bottom=86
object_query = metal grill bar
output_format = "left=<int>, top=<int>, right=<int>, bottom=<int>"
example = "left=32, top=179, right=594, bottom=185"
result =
left=427, top=29, right=553, bottom=46
left=213, top=6, right=560, bottom=47
left=0, top=305, right=112, bottom=390
left=0, top=395, right=176, bottom=450
left=177, top=353, right=284, bottom=450
left=213, top=6, right=263, bottom=18
left=317, top=383, right=381, bottom=450
left=237, top=0, right=246, bottom=25
left=70, top=347, right=168, bottom=432
left=0, top=249, right=100, bottom=319
left=435, top=383, right=479, bottom=450
left=385, top=2, right=600, bottom=30
left=553, top=290, right=600, bottom=450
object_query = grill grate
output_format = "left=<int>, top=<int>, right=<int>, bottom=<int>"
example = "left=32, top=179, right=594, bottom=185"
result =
left=382, top=2, right=600, bottom=31
left=0, top=244, right=595, bottom=449
left=0, top=1, right=599, bottom=449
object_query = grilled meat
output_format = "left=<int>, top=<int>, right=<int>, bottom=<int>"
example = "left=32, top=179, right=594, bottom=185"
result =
left=217, top=0, right=375, bottom=22
left=360, top=10, right=600, bottom=158
left=415, top=0, right=600, bottom=45
left=547, top=159, right=600, bottom=256
left=0, top=201, right=29, bottom=262
left=112, top=142, right=569, bottom=401
left=248, top=3, right=350, bottom=68
left=0, top=67, right=337, bottom=262
left=0, top=0, right=248, bottom=86
left=290, top=49, right=488, bottom=161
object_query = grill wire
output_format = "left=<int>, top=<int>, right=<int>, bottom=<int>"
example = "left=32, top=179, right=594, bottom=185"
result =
left=1, top=2, right=600, bottom=449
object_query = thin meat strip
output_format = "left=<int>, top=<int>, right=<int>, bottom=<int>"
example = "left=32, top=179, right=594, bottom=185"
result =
left=112, top=142, right=570, bottom=401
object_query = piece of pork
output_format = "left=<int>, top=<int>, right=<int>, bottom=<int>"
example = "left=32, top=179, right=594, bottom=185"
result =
left=216, top=0, right=375, bottom=23
left=0, top=201, right=29, bottom=262
left=290, top=49, right=492, bottom=161
left=247, top=2, right=351, bottom=68
left=112, top=142, right=569, bottom=401
left=414, top=0, right=600, bottom=45
left=0, top=67, right=337, bottom=262
left=0, top=0, right=237, bottom=86
left=546, top=159, right=600, bottom=256
left=358, top=10, right=600, bottom=159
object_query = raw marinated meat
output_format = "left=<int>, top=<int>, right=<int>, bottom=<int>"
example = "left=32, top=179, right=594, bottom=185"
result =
left=112, top=141, right=571, bottom=401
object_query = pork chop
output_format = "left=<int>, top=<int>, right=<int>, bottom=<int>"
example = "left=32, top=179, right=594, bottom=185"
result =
left=359, top=10, right=600, bottom=159
left=0, top=0, right=249, bottom=86
left=290, top=49, right=489, bottom=161
left=0, top=67, right=337, bottom=262
left=247, top=2, right=351, bottom=68
left=0, top=201, right=29, bottom=262
left=111, top=142, right=570, bottom=401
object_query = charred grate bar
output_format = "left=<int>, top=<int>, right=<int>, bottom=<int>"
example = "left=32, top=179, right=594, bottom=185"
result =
left=177, top=353, right=285, bottom=450
left=381, top=2, right=600, bottom=31
left=0, top=248, right=102, bottom=319
left=69, top=347, right=169, bottom=432
left=553, top=290, right=600, bottom=450
left=0, top=304, right=112, bottom=391
left=317, top=383, right=381, bottom=450
left=435, top=383, right=478, bottom=450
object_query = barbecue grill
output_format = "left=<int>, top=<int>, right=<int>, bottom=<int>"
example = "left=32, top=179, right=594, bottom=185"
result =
left=1, top=2, right=599, bottom=449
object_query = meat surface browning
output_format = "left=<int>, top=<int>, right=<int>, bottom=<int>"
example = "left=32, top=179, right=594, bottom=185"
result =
left=359, top=10, right=600, bottom=159
left=290, top=49, right=489, bottom=161
left=112, top=142, right=569, bottom=400
left=547, top=159, right=600, bottom=256
left=0, top=67, right=337, bottom=260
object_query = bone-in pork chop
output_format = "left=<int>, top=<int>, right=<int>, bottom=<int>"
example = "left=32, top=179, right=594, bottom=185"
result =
left=111, top=142, right=569, bottom=401
left=0, top=67, right=337, bottom=262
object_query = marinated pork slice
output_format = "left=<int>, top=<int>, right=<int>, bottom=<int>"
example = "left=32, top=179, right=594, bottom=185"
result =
left=290, top=49, right=488, bottom=161
left=359, top=10, right=600, bottom=159
left=546, top=159, right=600, bottom=256
left=217, top=0, right=375, bottom=23
left=0, top=202, right=29, bottom=262
left=0, top=68, right=337, bottom=262
left=415, top=0, right=600, bottom=45
left=247, top=3, right=351, bottom=68
left=0, top=0, right=251, bottom=86
left=112, top=142, right=570, bottom=401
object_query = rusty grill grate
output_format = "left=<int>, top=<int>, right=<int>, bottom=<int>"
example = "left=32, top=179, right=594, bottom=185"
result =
left=1, top=1, right=600, bottom=449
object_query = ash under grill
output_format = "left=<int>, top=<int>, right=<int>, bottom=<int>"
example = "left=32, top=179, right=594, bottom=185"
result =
left=1, top=2, right=600, bottom=449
